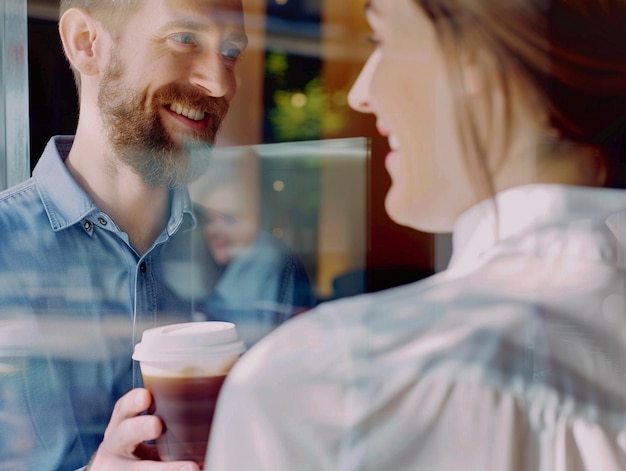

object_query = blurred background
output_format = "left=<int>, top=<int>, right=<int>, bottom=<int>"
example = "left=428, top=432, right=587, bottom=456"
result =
left=2, top=0, right=447, bottom=304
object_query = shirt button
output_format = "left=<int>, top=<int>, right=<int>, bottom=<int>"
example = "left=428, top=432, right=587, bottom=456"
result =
left=83, top=221, right=92, bottom=231
left=98, top=217, right=108, bottom=226
left=140, top=262, right=147, bottom=273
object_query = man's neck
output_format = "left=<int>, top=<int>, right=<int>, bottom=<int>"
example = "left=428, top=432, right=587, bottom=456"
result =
left=65, top=135, right=171, bottom=255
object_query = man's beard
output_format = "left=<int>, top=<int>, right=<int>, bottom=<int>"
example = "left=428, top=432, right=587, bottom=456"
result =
left=97, top=56, right=230, bottom=188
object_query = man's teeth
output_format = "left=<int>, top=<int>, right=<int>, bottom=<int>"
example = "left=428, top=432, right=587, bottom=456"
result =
left=389, top=134, right=400, bottom=151
left=170, top=103, right=206, bottom=121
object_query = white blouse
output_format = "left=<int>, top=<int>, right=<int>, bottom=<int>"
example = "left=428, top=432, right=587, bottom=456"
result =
left=206, top=184, right=626, bottom=471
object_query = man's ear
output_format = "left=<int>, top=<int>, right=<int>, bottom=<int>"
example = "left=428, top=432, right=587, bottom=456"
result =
left=59, top=8, right=102, bottom=77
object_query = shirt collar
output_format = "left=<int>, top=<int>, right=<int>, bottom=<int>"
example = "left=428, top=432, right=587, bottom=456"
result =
left=33, top=136, right=98, bottom=231
left=33, top=136, right=196, bottom=234
left=449, top=184, right=626, bottom=273
left=167, top=184, right=196, bottom=236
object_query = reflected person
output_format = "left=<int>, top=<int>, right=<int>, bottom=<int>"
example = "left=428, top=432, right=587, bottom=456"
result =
left=207, top=1, right=626, bottom=469
left=188, top=148, right=316, bottom=347
left=0, top=0, right=246, bottom=470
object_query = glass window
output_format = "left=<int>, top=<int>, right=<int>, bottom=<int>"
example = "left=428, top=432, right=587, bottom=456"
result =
left=0, top=2, right=440, bottom=469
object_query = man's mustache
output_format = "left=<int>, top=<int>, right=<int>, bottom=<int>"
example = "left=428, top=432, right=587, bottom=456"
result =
left=156, top=84, right=230, bottom=120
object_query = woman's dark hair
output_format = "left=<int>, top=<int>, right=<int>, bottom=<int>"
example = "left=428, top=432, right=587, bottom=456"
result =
left=414, top=0, right=626, bottom=188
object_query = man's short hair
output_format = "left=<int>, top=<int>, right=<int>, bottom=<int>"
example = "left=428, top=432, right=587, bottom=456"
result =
left=59, top=0, right=142, bottom=95
left=59, top=0, right=141, bottom=30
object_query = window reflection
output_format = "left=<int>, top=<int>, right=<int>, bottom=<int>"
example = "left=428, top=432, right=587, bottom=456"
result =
left=0, top=2, right=434, bottom=469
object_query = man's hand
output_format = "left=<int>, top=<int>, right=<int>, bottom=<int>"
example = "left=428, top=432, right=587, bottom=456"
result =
left=86, top=388, right=199, bottom=471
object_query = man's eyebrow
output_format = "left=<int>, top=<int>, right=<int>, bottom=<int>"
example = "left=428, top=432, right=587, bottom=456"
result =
left=227, top=32, right=248, bottom=48
left=160, top=19, right=208, bottom=32
left=159, top=20, right=248, bottom=44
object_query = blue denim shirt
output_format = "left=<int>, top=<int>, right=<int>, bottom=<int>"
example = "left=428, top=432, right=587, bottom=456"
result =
left=0, top=137, right=315, bottom=471
left=0, top=137, right=199, bottom=471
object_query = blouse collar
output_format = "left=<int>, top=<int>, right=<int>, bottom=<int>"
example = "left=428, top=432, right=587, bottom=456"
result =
left=448, top=184, right=626, bottom=274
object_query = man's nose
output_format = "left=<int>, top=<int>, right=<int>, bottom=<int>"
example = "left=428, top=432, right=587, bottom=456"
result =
left=191, top=51, right=232, bottom=98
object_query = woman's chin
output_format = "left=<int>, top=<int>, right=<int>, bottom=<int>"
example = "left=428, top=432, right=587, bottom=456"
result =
left=385, top=192, right=455, bottom=234
left=384, top=192, right=417, bottom=228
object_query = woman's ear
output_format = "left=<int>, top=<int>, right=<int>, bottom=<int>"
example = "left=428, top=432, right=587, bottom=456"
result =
left=58, top=8, right=102, bottom=77
left=459, top=44, right=494, bottom=98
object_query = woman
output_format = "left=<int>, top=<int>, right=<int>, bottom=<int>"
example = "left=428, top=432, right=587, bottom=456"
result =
left=207, top=0, right=626, bottom=469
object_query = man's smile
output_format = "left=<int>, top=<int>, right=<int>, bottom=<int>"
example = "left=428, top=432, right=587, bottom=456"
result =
left=163, top=103, right=210, bottom=131
left=168, top=102, right=206, bottom=121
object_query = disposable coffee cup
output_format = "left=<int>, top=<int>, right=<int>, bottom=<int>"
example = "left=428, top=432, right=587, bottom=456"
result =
left=132, top=321, right=246, bottom=467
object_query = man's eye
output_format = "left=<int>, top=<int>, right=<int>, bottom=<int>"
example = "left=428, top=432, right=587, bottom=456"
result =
left=171, top=33, right=196, bottom=45
left=221, top=47, right=242, bottom=61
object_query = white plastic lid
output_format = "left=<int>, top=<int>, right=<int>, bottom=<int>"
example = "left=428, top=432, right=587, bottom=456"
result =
left=132, top=321, right=246, bottom=363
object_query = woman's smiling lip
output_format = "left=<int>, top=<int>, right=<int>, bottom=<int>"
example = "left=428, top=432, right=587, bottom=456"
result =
left=376, top=122, right=391, bottom=137
left=163, top=105, right=210, bottom=131
left=376, top=123, right=400, bottom=152
left=375, top=122, right=401, bottom=172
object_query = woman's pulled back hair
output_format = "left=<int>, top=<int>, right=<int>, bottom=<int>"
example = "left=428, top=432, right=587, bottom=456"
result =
left=414, top=0, right=626, bottom=188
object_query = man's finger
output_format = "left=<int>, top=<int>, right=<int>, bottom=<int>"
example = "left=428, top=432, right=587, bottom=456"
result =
left=103, top=415, right=163, bottom=458
left=131, top=461, right=198, bottom=471
left=105, top=389, right=152, bottom=438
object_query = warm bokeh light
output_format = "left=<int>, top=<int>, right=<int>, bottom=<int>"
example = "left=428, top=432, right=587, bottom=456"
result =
left=291, top=92, right=307, bottom=108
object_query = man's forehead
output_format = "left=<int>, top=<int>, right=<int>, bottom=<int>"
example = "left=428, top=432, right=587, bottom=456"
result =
left=148, top=0, right=244, bottom=31
left=161, top=0, right=244, bottom=18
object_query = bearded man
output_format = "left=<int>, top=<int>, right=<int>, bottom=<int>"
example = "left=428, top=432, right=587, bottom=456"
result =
left=0, top=1, right=246, bottom=470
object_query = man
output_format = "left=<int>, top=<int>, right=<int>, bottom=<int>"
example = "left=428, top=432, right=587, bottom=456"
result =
left=0, top=0, right=247, bottom=469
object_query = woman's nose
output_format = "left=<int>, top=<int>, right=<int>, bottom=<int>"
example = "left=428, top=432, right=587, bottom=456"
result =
left=348, top=49, right=380, bottom=113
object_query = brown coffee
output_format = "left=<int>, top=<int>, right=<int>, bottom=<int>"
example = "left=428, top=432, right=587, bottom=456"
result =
left=133, top=322, right=245, bottom=466
left=144, top=373, right=227, bottom=467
